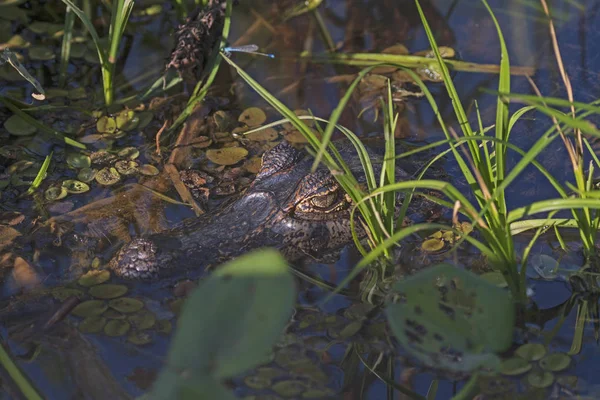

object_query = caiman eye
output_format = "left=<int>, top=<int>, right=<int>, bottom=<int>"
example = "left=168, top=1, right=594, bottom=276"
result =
left=310, top=193, right=337, bottom=209
left=293, top=188, right=351, bottom=220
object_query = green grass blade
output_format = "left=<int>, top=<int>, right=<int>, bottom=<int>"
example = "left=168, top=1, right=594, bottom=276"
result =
left=58, top=7, right=75, bottom=87
left=508, top=198, right=600, bottom=223
left=0, top=96, right=85, bottom=149
left=25, top=152, right=53, bottom=196
left=0, top=342, right=43, bottom=400
left=482, top=0, right=510, bottom=217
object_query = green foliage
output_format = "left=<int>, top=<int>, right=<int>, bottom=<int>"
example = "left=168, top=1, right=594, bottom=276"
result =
left=150, top=249, right=295, bottom=399
left=57, top=0, right=134, bottom=105
left=385, top=264, right=515, bottom=374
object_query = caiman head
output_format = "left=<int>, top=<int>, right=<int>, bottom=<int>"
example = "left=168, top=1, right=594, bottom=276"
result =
left=110, top=140, right=404, bottom=279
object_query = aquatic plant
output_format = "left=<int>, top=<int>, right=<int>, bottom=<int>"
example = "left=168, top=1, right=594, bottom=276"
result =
left=57, top=0, right=134, bottom=106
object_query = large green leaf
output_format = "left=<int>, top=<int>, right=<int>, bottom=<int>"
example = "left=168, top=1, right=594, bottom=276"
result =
left=150, top=249, right=295, bottom=399
left=385, top=264, right=515, bottom=374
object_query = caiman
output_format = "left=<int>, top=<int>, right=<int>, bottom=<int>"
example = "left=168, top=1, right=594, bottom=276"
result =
left=108, top=140, right=424, bottom=279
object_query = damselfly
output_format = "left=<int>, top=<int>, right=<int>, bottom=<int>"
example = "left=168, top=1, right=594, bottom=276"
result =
left=221, top=44, right=275, bottom=59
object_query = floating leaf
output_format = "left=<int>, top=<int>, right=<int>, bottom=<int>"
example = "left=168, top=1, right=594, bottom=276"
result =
left=238, top=107, right=266, bottom=127
left=66, top=153, right=91, bottom=169
left=104, top=319, right=131, bottom=336
left=137, top=111, right=153, bottom=129
left=515, top=343, right=546, bottom=361
left=539, top=353, right=571, bottom=372
left=5, top=114, right=36, bottom=136
left=206, top=147, right=248, bottom=166
left=480, top=271, right=508, bottom=288
left=156, top=319, right=172, bottom=335
left=95, top=167, right=120, bottom=185
left=89, top=284, right=128, bottom=299
left=97, top=116, right=117, bottom=134
left=189, top=136, right=212, bottom=148
left=530, top=254, right=559, bottom=280
left=139, top=164, right=159, bottom=176
left=246, top=128, right=278, bottom=142
left=526, top=370, right=554, bottom=388
left=214, top=110, right=233, bottom=131
left=71, top=300, right=108, bottom=317
left=128, top=310, right=156, bottom=330
left=114, top=160, right=139, bottom=176
left=115, top=110, right=138, bottom=131
left=62, top=179, right=89, bottom=194
left=45, top=186, right=67, bottom=201
left=79, top=316, right=107, bottom=333
left=28, top=45, right=54, bottom=61
left=243, top=375, right=271, bottom=390
left=78, top=270, right=110, bottom=287
left=500, top=357, right=532, bottom=376
left=128, top=332, right=152, bottom=345
left=385, top=264, right=515, bottom=374
left=421, top=238, right=444, bottom=252
left=272, top=380, right=306, bottom=397
left=108, top=297, right=144, bottom=313
left=117, top=147, right=140, bottom=160
left=77, top=168, right=97, bottom=183
left=150, top=249, right=294, bottom=399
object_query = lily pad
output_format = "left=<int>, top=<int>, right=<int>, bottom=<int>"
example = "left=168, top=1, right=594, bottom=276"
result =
left=385, top=264, right=515, bottom=374
left=128, top=331, right=152, bottom=345
left=28, top=45, right=54, bottom=61
left=77, top=168, right=97, bottom=183
left=89, top=284, right=128, bottom=299
left=246, top=128, right=278, bottom=142
left=526, top=369, right=554, bottom=388
left=421, top=238, right=444, bottom=252
left=115, top=110, right=138, bottom=131
left=189, top=136, right=212, bottom=148
left=62, top=180, right=89, bottom=194
left=97, top=116, right=117, bottom=134
left=104, top=319, right=131, bottom=336
left=515, top=343, right=546, bottom=361
left=139, top=164, right=159, bottom=176
left=108, top=297, right=144, bottom=313
left=206, top=147, right=248, bottom=166
left=78, top=270, right=111, bottom=287
left=95, top=167, right=120, bottom=185
left=137, top=111, right=153, bottom=129
left=480, top=271, right=508, bottom=288
left=66, top=153, right=91, bottom=169
left=530, top=254, right=559, bottom=280
left=5, top=115, right=36, bottom=136
left=500, top=357, right=532, bottom=376
left=243, top=375, right=271, bottom=390
left=238, top=107, right=266, bottom=127
left=71, top=300, right=108, bottom=317
left=155, top=319, right=172, bottom=335
left=114, top=160, right=139, bottom=175
left=45, top=186, right=67, bottom=201
left=214, top=110, right=234, bottom=131
left=117, top=147, right=140, bottom=160
left=79, top=316, right=107, bottom=334
left=539, top=353, right=571, bottom=372
left=128, top=310, right=156, bottom=330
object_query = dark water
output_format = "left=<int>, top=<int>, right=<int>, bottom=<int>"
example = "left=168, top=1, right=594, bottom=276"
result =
left=2, top=0, right=600, bottom=398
